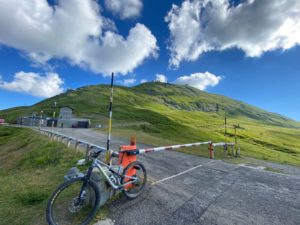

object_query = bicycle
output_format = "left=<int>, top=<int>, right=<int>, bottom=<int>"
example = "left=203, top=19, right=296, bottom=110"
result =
left=46, top=149, right=147, bottom=225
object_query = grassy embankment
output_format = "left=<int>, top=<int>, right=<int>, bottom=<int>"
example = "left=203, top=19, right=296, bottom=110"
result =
left=0, top=126, right=107, bottom=225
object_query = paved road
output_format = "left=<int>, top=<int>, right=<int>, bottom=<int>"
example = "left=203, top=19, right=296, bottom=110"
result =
left=45, top=128, right=300, bottom=225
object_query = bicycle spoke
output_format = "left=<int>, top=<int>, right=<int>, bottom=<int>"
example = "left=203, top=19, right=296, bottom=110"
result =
left=48, top=179, right=98, bottom=225
left=121, top=161, right=147, bottom=199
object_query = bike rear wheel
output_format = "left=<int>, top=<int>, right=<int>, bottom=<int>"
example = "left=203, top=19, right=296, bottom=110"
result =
left=46, top=177, right=100, bottom=225
left=121, top=161, right=147, bottom=199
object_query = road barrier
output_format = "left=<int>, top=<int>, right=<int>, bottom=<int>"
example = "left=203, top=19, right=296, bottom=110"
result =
left=37, top=128, right=106, bottom=160
left=118, top=141, right=211, bottom=155
left=35, top=127, right=240, bottom=161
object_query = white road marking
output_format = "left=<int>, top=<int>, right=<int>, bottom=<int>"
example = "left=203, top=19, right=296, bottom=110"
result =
left=93, top=219, right=114, bottom=225
left=152, top=163, right=206, bottom=185
left=238, top=163, right=266, bottom=170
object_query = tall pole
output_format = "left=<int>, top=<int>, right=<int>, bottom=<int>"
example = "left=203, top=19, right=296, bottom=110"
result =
left=106, top=72, right=114, bottom=165
left=52, top=101, right=57, bottom=131
left=40, top=110, right=43, bottom=128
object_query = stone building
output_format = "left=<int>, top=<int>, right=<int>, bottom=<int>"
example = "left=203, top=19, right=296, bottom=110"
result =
left=57, top=106, right=90, bottom=128
left=58, top=107, right=73, bottom=128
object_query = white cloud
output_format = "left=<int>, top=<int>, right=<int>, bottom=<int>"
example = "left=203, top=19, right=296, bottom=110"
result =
left=105, top=0, right=142, bottom=19
left=165, top=0, right=300, bottom=67
left=174, top=72, right=222, bottom=90
left=140, top=79, right=148, bottom=83
left=122, top=78, right=136, bottom=86
left=155, top=74, right=168, bottom=83
left=0, top=0, right=157, bottom=75
left=0, top=71, right=64, bottom=97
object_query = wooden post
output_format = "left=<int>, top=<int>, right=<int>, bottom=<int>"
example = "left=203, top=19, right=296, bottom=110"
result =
left=234, top=126, right=237, bottom=144
left=209, top=142, right=214, bottom=159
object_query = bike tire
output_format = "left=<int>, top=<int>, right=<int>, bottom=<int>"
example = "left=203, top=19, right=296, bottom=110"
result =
left=46, top=177, right=101, bottom=225
left=121, top=161, right=147, bottom=199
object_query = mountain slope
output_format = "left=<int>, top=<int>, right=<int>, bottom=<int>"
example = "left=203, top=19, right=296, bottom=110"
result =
left=1, top=82, right=300, bottom=166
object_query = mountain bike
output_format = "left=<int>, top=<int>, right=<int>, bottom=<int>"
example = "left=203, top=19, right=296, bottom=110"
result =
left=46, top=149, right=147, bottom=225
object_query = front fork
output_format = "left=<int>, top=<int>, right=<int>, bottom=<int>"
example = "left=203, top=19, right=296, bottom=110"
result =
left=76, top=165, right=94, bottom=205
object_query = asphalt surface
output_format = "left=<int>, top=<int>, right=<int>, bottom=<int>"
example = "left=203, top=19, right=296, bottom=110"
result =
left=44, top=128, right=300, bottom=225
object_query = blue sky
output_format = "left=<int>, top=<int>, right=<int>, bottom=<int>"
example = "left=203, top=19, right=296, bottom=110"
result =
left=0, top=0, right=300, bottom=121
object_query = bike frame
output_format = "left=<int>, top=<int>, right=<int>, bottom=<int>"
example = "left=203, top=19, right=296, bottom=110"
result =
left=89, top=157, right=138, bottom=190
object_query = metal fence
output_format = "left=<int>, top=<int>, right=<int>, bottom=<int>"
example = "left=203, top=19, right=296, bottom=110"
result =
left=37, top=128, right=106, bottom=160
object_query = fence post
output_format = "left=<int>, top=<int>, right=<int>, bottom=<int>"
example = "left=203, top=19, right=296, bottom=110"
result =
left=236, top=144, right=240, bottom=157
left=67, top=139, right=71, bottom=148
left=85, top=144, right=90, bottom=161
left=75, top=141, right=80, bottom=152
left=223, top=144, right=227, bottom=158
left=209, top=142, right=214, bottom=159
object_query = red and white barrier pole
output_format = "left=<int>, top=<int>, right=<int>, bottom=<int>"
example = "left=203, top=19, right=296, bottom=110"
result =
left=119, top=141, right=212, bottom=155
left=115, top=140, right=237, bottom=160
left=212, top=142, right=235, bottom=147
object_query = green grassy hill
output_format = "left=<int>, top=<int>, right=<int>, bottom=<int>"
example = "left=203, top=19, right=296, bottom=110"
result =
left=0, top=126, right=84, bottom=225
left=1, top=82, right=300, bottom=166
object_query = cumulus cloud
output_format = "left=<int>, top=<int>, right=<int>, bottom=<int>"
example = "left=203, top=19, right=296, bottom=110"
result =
left=122, top=78, right=136, bottom=86
left=155, top=74, right=168, bottom=83
left=140, top=79, right=148, bottom=83
left=0, top=71, right=64, bottom=97
left=174, top=72, right=222, bottom=90
left=165, top=0, right=300, bottom=67
left=105, top=0, right=142, bottom=19
left=0, top=0, right=157, bottom=75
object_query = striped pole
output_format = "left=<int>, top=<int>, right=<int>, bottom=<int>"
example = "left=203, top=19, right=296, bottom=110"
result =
left=106, top=72, right=114, bottom=165
left=212, top=142, right=235, bottom=147
left=119, top=141, right=212, bottom=155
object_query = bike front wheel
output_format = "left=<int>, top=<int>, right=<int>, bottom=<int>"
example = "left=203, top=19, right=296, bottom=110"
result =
left=46, top=177, right=100, bottom=225
left=121, top=161, right=147, bottom=199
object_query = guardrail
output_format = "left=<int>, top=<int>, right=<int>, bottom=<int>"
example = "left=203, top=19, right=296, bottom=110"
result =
left=34, top=127, right=240, bottom=160
left=37, top=128, right=106, bottom=161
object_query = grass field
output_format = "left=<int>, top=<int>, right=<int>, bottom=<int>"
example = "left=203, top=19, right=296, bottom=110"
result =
left=0, top=126, right=107, bottom=225
left=100, top=120, right=300, bottom=167
left=1, top=82, right=300, bottom=167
